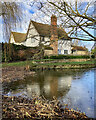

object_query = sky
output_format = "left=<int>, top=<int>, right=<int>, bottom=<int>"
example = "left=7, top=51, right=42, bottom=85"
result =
left=0, top=0, right=95, bottom=51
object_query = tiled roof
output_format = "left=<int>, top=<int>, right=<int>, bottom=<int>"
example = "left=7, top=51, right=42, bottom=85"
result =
left=11, top=32, right=26, bottom=43
left=72, top=45, right=87, bottom=51
left=10, top=20, right=71, bottom=43
left=31, top=20, right=70, bottom=40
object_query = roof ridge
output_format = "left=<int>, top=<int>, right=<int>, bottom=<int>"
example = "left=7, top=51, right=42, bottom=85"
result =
left=31, top=20, right=65, bottom=30
left=30, top=20, right=69, bottom=39
left=74, top=45, right=85, bottom=47
left=31, top=20, right=50, bottom=26
left=11, top=32, right=27, bottom=43
left=31, top=20, right=67, bottom=35
left=11, top=31, right=26, bottom=34
left=72, top=45, right=87, bottom=51
left=31, top=20, right=66, bottom=29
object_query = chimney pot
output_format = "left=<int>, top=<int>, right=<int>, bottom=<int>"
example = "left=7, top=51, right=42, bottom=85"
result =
left=51, top=15, right=57, bottom=26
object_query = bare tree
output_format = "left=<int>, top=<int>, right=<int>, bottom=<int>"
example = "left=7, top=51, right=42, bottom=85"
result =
left=1, top=2, right=22, bottom=42
left=49, top=0, right=96, bottom=41
left=31, top=0, right=96, bottom=41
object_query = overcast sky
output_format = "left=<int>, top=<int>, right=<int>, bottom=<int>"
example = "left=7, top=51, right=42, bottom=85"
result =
left=0, top=0, right=95, bottom=51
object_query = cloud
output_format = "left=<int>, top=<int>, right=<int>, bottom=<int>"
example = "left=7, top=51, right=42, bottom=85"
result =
left=0, top=16, right=3, bottom=42
left=1, top=0, right=95, bottom=50
left=48, top=0, right=95, bottom=3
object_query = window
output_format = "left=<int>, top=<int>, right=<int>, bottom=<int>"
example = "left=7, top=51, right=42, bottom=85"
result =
left=31, top=38, right=35, bottom=43
left=64, top=50, right=68, bottom=54
left=41, top=36, right=44, bottom=41
left=58, top=49, right=61, bottom=54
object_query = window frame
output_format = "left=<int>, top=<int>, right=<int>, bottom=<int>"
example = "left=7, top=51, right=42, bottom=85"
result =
left=58, top=49, right=61, bottom=54
left=31, top=37, right=35, bottom=43
left=64, top=50, right=68, bottom=54
left=41, top=36, right=45, bottom=42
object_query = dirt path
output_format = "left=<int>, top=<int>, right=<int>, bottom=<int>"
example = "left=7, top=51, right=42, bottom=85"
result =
left=2, top=66, right=35, bottom=83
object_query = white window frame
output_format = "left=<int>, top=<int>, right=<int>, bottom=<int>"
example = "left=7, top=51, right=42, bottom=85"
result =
left=31, top=38, right=35, bottom=43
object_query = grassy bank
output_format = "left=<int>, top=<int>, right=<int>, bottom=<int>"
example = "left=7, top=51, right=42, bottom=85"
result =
left=33, top=60, right=95, bottom=66
left=2, top=61, right=31, bottom=67
left=2, top=59, right=54, bottom=67
left=2, top=59, right=95, bottom=68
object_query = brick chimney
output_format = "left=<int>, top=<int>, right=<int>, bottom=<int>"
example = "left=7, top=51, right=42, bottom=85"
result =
left=50, top=15, right=58, bottom=55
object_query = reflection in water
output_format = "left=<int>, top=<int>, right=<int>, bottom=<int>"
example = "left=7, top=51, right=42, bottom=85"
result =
left=3, top=68, right=95, bottom=118
left=26, top=71, right=72, bottom=99
left=27, top=84, right=40, bottom=96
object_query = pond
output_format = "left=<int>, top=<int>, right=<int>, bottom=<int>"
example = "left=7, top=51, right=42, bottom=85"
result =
left=3, top=68, right=96, bottom=118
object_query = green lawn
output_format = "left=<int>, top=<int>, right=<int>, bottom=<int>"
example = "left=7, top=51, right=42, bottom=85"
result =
left=2, top=61, right=32, bottom=67
left=1, top=59, right=95, bottom=68
left=33, top=60, right=95, bottom=66
left=1, top=59, right=54, bottom=67
left=33, top=59, right=54, bottom=62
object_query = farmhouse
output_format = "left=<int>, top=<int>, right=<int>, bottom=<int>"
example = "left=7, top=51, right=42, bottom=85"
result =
left=9, top=15, right=72, bottom=55
left=71, top=45, right=88, bottom=55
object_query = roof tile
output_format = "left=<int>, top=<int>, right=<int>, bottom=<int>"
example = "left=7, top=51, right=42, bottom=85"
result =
left=11, top=32, right=26, bottom=43
left=31, top=20, right=70, bottom=39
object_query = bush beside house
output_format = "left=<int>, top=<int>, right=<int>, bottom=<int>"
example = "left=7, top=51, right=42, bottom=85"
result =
left=1, top=43, right=40, bottom=62
left=91, top=46, right=96, bottom=58
left=1, top=43, right=91, bottom=62
left=44, top=55, right=90, bottom=59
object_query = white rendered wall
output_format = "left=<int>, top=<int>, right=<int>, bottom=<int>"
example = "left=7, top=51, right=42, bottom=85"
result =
left=58, top=40, right=72, bottom=54
left=41, top=37, right=50, bottom=45
left=25, top=22, right=40, bottom=47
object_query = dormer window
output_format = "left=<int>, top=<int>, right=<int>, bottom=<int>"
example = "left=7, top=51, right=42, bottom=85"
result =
left=31, top=38, right=35, bottom=43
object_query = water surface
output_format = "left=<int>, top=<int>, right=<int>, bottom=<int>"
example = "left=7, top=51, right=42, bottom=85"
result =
left=3, top=68, right=95, bottom=118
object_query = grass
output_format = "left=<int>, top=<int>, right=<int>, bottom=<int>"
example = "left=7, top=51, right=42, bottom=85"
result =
left=1, top=59, right=95, bottom=68
left=33, top=59, right=54, bottom=62
left=1, top=59, right=56, bottom=67
left=2, top=60, right=33, bottom=67
left=32, top=60, right=95, bottom=66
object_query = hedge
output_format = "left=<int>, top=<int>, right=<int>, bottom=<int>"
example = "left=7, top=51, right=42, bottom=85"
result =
left=44, top=55, right=90, bottom=59
left=0, top=43, right=90, bottom=62
left=1, top=43, right=40, bottom=62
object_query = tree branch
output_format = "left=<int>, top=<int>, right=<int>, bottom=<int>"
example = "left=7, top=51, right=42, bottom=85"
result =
left=48, top=1, right=96, bottom=40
